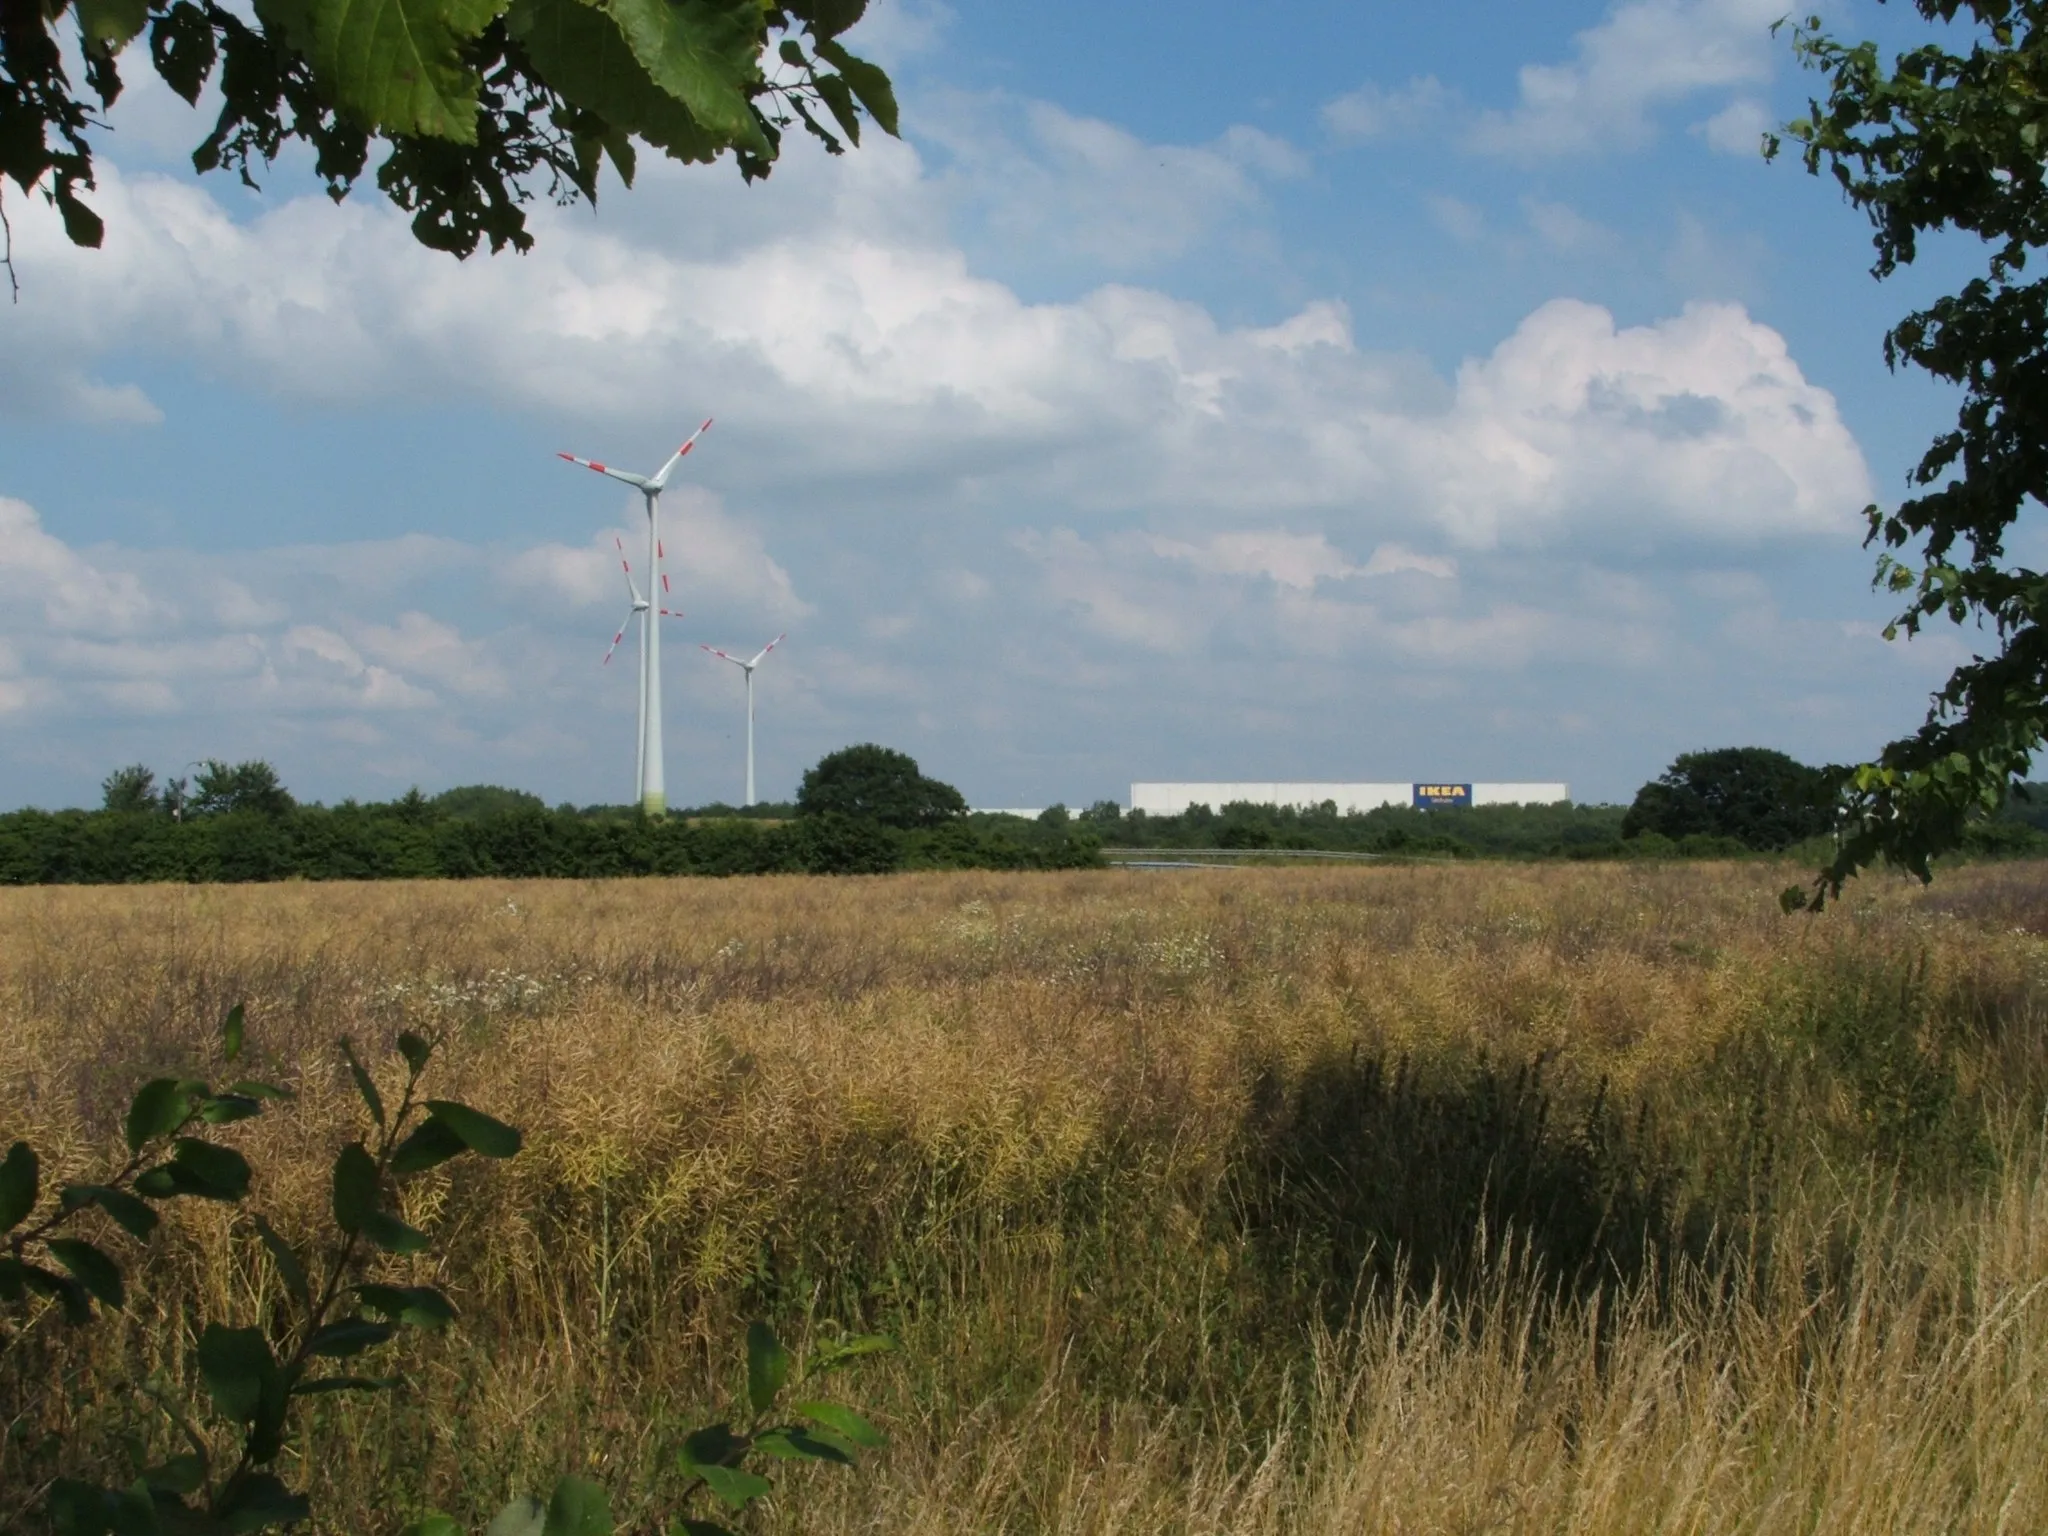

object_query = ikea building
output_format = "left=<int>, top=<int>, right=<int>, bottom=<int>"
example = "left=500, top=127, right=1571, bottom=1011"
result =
left=1129, top=782, right=1570, bottom=815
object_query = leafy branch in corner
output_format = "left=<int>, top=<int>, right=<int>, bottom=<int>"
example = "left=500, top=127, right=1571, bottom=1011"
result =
left=2, top=1004, right=891, bottom=1534
left=0, top=0, right=899, bottom=282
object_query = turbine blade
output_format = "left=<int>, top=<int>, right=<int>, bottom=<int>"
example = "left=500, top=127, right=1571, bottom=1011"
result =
left=558, top=452, right=651, bottom=488
left=749, top=632, right=786, bottom=666
left=649, top=417, right=714, bottom=488
left=701, top=644, right=743, bottom=666
left=614, top=537, right=645, bottom=604
left=601, top=613, right=634, bottom=666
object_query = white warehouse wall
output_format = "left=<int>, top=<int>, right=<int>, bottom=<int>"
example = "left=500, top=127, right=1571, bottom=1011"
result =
left=1129, top=783, right=1571, bottom=815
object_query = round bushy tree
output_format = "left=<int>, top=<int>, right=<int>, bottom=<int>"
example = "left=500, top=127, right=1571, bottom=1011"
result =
left=1622, top=748, right=1836, bottom=851
left=796, top=745, right=966, bottom=830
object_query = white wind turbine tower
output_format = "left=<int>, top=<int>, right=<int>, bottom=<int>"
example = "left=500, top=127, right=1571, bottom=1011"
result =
left=558, top=418, right=712, bottom=814
left=700, top=633, right=784, bottom=807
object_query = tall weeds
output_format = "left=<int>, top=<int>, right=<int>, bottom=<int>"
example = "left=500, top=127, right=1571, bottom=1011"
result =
left=4, top=862, right=2045, bottom=1531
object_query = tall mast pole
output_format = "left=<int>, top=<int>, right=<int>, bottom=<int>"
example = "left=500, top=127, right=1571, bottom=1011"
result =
left=745, top=665, right=756, bottom=807
left=643, top=489, right=666, bottom=815
left=633, top=607, right=647, bottom=808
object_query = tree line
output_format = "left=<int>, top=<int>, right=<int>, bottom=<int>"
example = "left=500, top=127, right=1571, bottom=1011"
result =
left=0, top=747, right=1099, bottom=884
left=8, top=743, right=2044, bottom=886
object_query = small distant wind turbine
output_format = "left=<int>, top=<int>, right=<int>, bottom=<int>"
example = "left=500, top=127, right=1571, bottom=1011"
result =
left=700, top=633, right=784, bottom=807
left=558, top=418, right=712, bottom=814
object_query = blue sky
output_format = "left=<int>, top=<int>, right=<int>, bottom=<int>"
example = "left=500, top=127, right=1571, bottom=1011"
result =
left=0, top=0, right=2009, bottom=810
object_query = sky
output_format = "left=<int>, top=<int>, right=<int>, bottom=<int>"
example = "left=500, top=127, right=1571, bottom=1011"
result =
left=0, top=0, right=2016, bottom=811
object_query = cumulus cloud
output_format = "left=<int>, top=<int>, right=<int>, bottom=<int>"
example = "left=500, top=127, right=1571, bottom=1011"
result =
left=1321, top=75, right=1454, bottom=141
left=1468, top=0, right=1785, bottom=158
left=924, top=97, right=1304, bottom=271
left=0, top=158, right=1864, bottom=563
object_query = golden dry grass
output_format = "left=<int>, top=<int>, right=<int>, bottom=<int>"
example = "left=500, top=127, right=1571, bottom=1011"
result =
left=5, top=861, right=2048, bottom=1532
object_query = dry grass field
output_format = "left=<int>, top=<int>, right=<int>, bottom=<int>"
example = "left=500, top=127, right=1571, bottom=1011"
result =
left=6, top=861, right=2048, bottom=1532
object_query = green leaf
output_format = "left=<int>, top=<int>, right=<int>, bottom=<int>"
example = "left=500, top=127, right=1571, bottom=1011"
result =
left=752, top=1428, right=850, bottom=1465
left=78, top=0, right=150, bottom=52
left=357, top=1282, right=457, bottom=1329
left=361, top=1210, right=431, bottom=1254
left=331, top=1142, right=379, bottom=1232
left=809, top=1332, right=894, bottom=1372
left=397, top=1031, right=433, bottom=1073
left=508, top=0, right=706, bottom=161
left=306, top=1315, right=398, bottom=1357
left=542, top=1476, right=612, bottom=1536
left=678, top=1423, right=748, bottom=1471
left=673, top=1523, right=735, bottom=1536
left=21, top=1261, right=92, bottom=1324
left=196, top=1324, right=280, bottom=1424
left=296, top=0, right=500, bottom=143
left=746, top=1321, right=788, bottom=1414
left=0, top=1141, right=37, bottom=1231
left=593, top=0, right=767, bottom=151
left=55, top=185, right=107, bottom=249
left=142, top=1453, right=206, bottom=1495
left=227, top=1080, right=293, bottom=1102
left=62, top=1185, right=160, bottom=1242
left=813, top=38, right=898, bottom=136
left=340, top=1038, right=386, bottom=1129
left=390, top=1116, right=468, bottom=1176
left=47, top=1239, right=125, bottom=1311
left=422, top=1100, right=522, bottom=1159
left=198, top=1094, right=265, bottom=1126
left=126, top=1079, right=198, bottom=1154
left=221, top=1003, right=246, bottom=1063
left=812, top=71, right=861, bottom=147
left=792, top=1400, right=883, bottom=1448
left=149, top=2, right=217, bottom=104
left=55, top=183, right=106, bottom=249
left=695, top=1465, right=771, bottom=1513
left=252, top=1215, right=310, bottom=1312
left=485, top=1496, right=547, bottom=1536
left=214, top=1471, right=308, bottom=1533
left=400, top=1515, right=464, bottom=1536
left=169, top=1137, right=250, bottom=1200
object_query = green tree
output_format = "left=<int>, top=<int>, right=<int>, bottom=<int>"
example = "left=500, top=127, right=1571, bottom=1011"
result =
left=796, top=744, right=967, bottom=830
left=191, top=759, right=295, bottom=818
left=1622, top=748, right=1837, bottom=852
left=1, top=0, right=896, bottom=276
left=1775, top=3, right=2048, bottom=898
left=100, top=763, right=158, bottom=814
left=431, top=783, right=545, bottom=820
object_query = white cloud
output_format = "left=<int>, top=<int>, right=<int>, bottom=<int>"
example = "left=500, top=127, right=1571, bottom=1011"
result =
left=1523, top=198, right=1615, bottom=255
left=1468, top=0, right=1785, bottom=158
left=1405, top=298, right=1868, bottom=549
left=1321, top=75, right=1453, bottom=141
left=1429, top=194, right=1486, bottom=244
left=925, top=97, right=1304, bottom=271
left=1698, top=96, right=1774, bottom=156
left=499, top=490, right=808, bottom=619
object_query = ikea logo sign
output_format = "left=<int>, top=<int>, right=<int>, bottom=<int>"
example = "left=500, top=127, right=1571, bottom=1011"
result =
left=1412, top=783, right=1473, bottom=809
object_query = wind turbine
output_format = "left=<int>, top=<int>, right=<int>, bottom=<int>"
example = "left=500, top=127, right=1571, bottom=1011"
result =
left=558, top=417, right=712, bottom=815
left=700, top=633, right=784, bottom=807
left=600, top=536, right=687, bottom=803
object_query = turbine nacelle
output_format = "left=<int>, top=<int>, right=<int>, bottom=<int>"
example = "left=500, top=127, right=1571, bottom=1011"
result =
left=701, top=632, right=785, bottom=675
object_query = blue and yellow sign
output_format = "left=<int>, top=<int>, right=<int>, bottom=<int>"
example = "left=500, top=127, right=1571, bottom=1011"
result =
left=1412, top=783, right=1472, bottom=809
